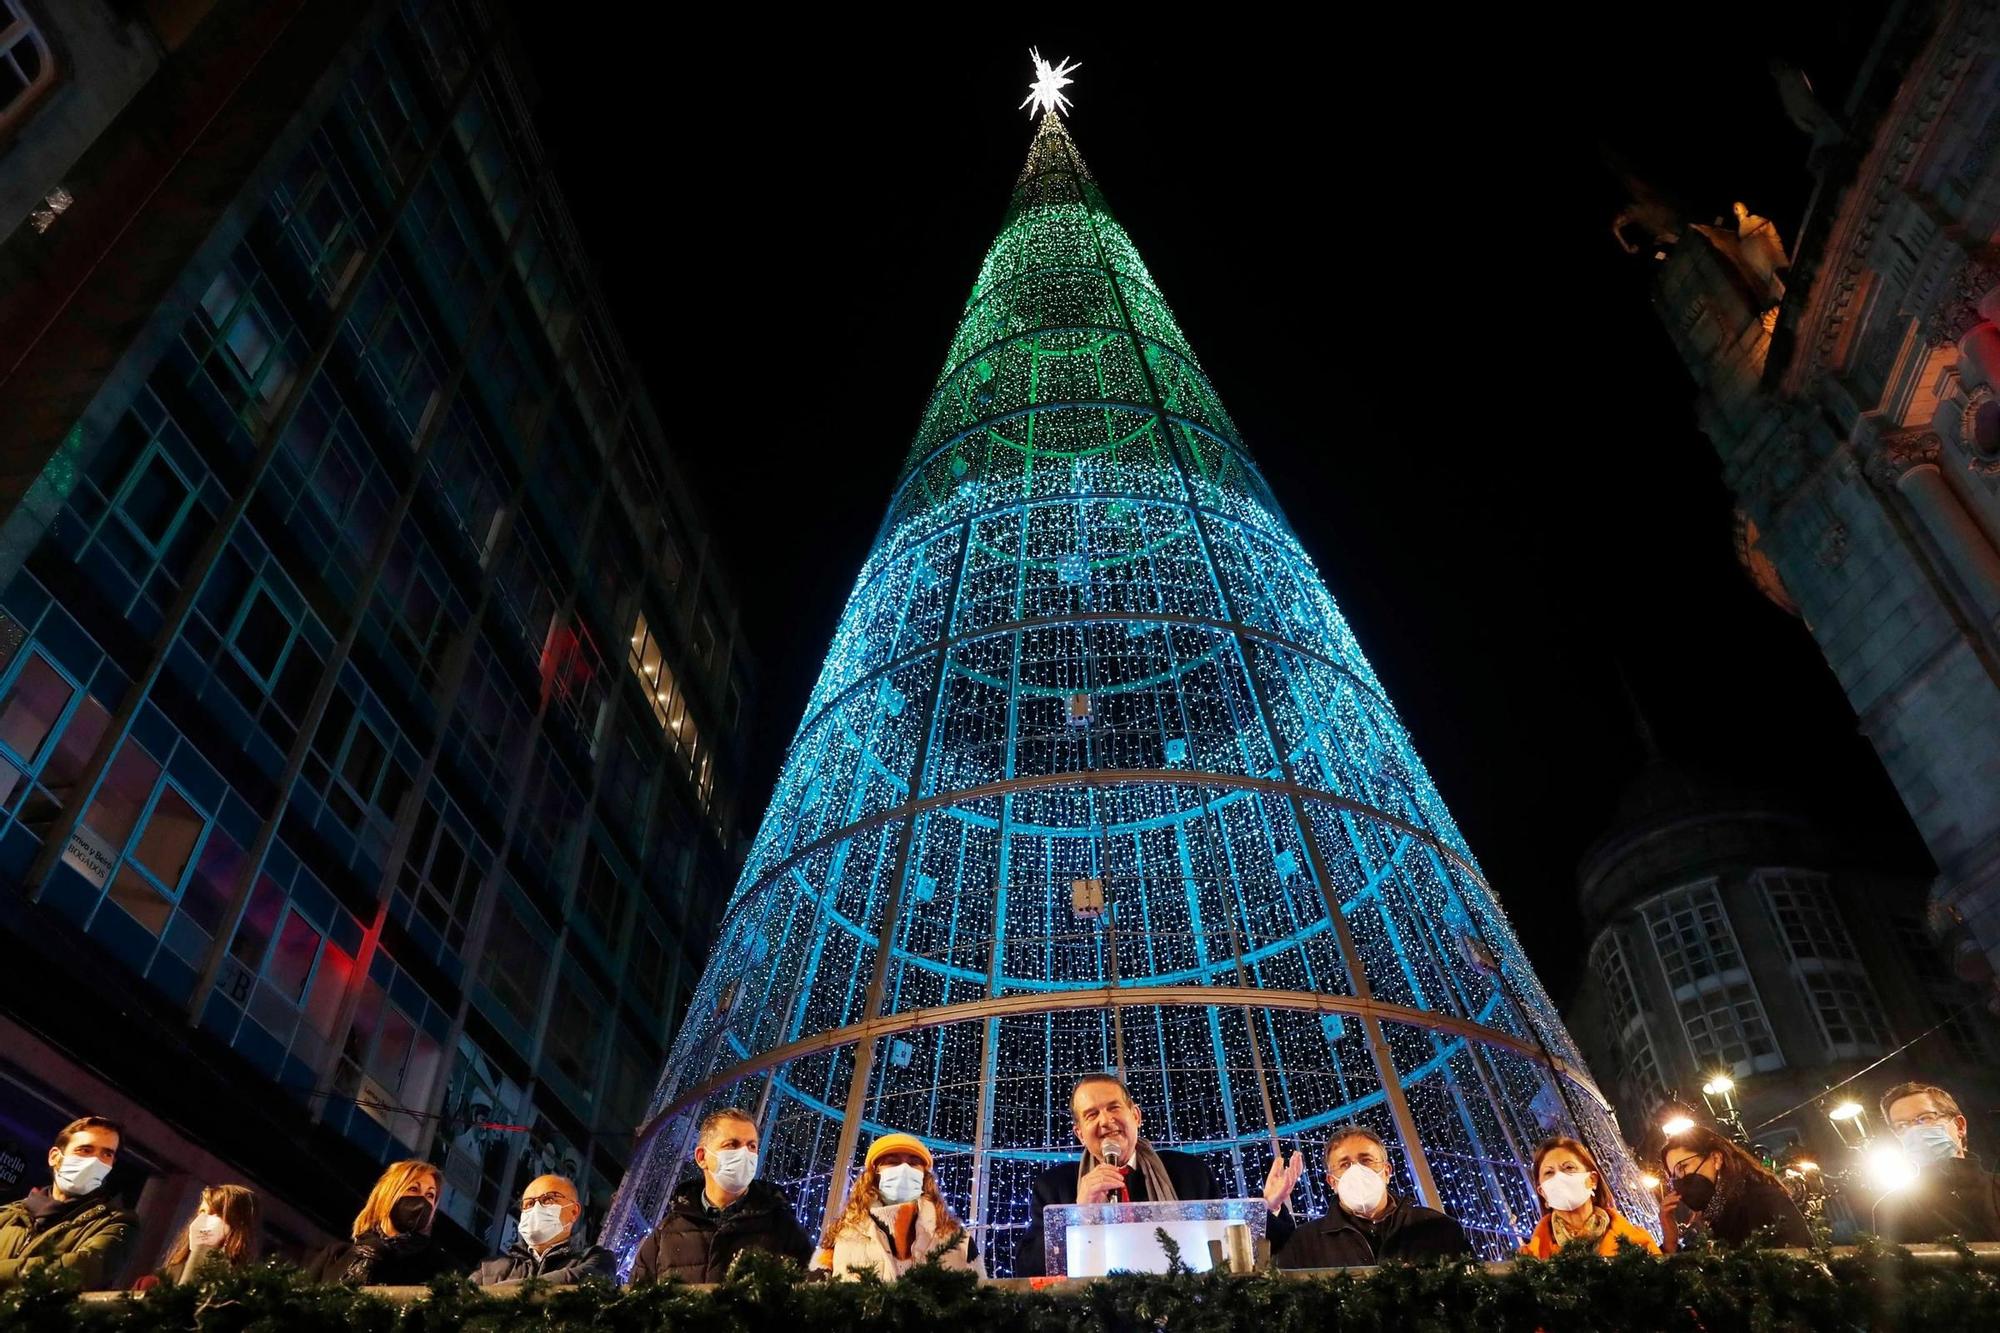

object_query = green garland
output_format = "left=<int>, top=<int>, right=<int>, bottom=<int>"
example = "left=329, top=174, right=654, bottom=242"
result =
left=8, top=1241, right=1998, bottom=1332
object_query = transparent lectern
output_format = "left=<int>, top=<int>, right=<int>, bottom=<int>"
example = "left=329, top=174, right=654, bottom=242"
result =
left=1043, top=1198, right=1269, bottom=1277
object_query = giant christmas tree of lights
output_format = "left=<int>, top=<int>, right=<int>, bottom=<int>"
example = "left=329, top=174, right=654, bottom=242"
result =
left=603, top=72, right=1650, bottom=1270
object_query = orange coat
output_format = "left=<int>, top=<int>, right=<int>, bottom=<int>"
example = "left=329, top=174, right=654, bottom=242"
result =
left=1518, top=1208, right=1660, bottom=1260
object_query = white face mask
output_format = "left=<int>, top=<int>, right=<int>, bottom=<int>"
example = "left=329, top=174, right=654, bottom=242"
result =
left=709, top=1147, right=757, bottom=1196
left=189, top=1214, right=230, bottom=1249
left=877, top=1163, right=925, bottom=1205
left=53, top=1154, right=111, bottom=1198
left=1335, top=1163, right=1388, bottom=1216
left=1541, top=1170, right=1596, bottom=1212
left=518, top=1202, right=569, bottom=1248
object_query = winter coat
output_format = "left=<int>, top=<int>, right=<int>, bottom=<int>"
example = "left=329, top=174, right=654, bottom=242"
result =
left=1519, top=1208, right=1660, bottom=1259
left=472, top=1231, right=617, bottom=1285
left=1695, top=1170, right=1812, bottom=1248
left=629, top=1178, right=812, bottom=1284
left=826, top=1197, right=975, bottom=1282
left=1018, top=1148, right=1290, bottom=1277
left=0, top=1190, right=138, bottom=1290
left=305, top=1229, right=459, bottom=1285
left=1274, top=1196, right=1473, bottom=1268
left=1872, top=1154, right=2000, bottom=1243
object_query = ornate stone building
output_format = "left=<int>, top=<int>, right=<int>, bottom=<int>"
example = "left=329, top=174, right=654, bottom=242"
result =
left=1625, top=0, right=2000, bottom=1002
left=1564, top=758, right=2000, bottom=1235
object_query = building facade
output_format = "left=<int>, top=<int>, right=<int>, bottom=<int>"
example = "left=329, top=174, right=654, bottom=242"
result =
left=1619, top=0, right=2000, bottom=1004
left=0, top=0, right=748, bottom=1276
left=1565, top=760, right=2000, bottom=1236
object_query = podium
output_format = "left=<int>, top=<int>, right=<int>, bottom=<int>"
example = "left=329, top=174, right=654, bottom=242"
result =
left=1043, top=1198, right=1269, bottom=1277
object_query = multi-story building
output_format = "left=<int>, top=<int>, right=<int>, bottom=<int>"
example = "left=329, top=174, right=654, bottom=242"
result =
left=0, top=0, right=749, bottom=1275
left=1565, top=757, right=2000, bottom=1236
left=1615, top=0, right=2000, bottom=1000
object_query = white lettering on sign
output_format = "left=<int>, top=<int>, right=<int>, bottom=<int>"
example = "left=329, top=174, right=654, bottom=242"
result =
left=60, top=823, right=117, bottom=888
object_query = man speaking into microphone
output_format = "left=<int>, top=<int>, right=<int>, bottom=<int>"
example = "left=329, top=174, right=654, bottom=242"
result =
left=1013, top=1074, right=1302, bottom=1276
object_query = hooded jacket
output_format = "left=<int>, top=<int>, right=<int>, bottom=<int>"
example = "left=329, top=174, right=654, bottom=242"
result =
left=0, top=1189, right=138, bottom=1290
left=629, top=1178, right=812, bottom=1285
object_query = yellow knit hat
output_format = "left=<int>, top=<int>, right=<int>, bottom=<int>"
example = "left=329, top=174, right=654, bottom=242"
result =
left=863, top=1132, right=933, bottom=1173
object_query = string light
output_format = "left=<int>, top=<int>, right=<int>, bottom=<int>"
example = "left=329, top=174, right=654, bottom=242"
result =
left=602, top=105, right=1642, bottom=1273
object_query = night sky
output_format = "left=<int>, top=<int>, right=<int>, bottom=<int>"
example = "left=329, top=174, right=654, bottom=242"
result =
left=511, top=6, right=1924, bottom=999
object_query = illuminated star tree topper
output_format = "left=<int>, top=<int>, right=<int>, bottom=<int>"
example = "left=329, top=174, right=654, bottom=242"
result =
left=1020, top=48, right=1080, bottom=118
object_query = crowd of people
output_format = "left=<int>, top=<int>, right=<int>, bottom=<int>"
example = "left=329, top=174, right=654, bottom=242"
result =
left=1, top=1076, right=1993, bottom=1294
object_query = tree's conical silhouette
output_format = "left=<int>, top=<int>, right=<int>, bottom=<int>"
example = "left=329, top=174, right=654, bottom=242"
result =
left=603, top=112, right=1646, bottom=1270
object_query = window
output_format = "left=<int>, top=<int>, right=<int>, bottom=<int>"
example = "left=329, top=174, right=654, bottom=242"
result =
left=115, top=451, right=194, bottom=555
left=0, top=1, right=56, bottom=135
left=0, top=650, right=75, bottom=770
left=397, top=796, right=484, bottom=950
left=1641, top=881, right=1782, bottom=1077
left=1589, top=931, right=1666, bottom=1110
left=229, top=586, right=297, bottom=687
left=574, top=851, right=626, bottom=944
left=629, top=926, right=667, bottom=1015
left=477, top=892, right=545, bottom=1031
left=545, top=965, right=607, bottom=1106
left=1759, top=871, right=1892, bottom=1058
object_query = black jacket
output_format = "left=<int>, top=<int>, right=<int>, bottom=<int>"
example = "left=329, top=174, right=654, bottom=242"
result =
left=472, top=1231, right=617, bottom=1286
left=305, top=1230, right=459, bottom=1286
left=630, top=1178, right=812, bottom=1284
left=1697, top=1170, right=1812, bottom=1248
left=1872, top=1154, right=2000, bottom=1244
left=1013, top=1149, right=1296, bottom=1276
left=1274, top=1196, right=1473, bottom=1268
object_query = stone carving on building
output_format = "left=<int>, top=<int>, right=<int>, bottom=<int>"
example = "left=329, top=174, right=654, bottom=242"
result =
left=1959, top=382, right=2000, bottom=476
left=1923, top=254, right=2000, bottom=346
left=1864, top=429, right=1945, bottom=489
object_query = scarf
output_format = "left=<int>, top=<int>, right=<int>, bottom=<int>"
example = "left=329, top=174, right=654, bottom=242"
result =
left=1551, top=1206, right=1611, bottom=1247
left=1078, top=1140, right=1178, bottom=1204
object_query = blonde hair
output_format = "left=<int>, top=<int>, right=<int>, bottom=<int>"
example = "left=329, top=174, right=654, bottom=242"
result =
left=820, top=1156, right=963, bottom=1250
left=351, top=1160, right=441, bottom=1240
left=162, top=1184, right=261, bottom=1270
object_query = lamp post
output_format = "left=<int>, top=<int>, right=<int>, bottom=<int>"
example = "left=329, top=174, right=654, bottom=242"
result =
left=1700, top=1074, right=1747, bottom=1141
left=1826, top=1099, right=1871, bottom=1150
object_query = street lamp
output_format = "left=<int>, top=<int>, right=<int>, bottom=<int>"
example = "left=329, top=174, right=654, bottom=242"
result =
left=1864, top=1141, right=1920, bottom=1195
left=1827, top=1099, right=1871, bottom=1149
left=1700, top=1074, right=1745, bottom=1139
left=1661, top=1114, right=1695, bottom=1138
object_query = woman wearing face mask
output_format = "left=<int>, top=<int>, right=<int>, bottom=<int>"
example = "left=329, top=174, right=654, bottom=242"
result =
left=305, top=1161, right=455, bottom=1285
left=1518, top=1138, right=1659, bottom=1259
left=135, top=1185, right=262, bottom=1289
left=815, top=1134, right=975, bottom=1281
left=630, top=1108, right=813, bottom=1284
left=1658, top=1125, right=1810, bottom=1251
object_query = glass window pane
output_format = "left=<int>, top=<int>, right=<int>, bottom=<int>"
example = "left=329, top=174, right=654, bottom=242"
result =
left=108, top=864, right=172, bottom=935
left=0, top=653, right=74, bottom=764
left=181, top=829, right=242, bottom=932
left=305, top=942, right=354, bottom=1036
left=120, top=452, right=191, bottom=548
left=267, top=909, right=322, bottom=1002
left=371, top=1006, right=415, bottom=1090
left=83, top=741, right=162, bottom=850
left=229, top=874, right=287, bottom=968
left=233, top=589, right=292, bottom=682
left=131, top=785, right=203, bottom=888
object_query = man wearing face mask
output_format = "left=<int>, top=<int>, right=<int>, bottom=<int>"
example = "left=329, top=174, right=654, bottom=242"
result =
left=1873, top=1082, right=2000, bottom=1243
left=1014, top=1074, right=1305, bottom=1277
left=1273, top=1125, right=1472, bottom=1268
left=473, top=1174, right=616, bottom=1285
left=630, top=1108, right=812, bottom=1283
left=0, top=1116, right=137, bottom=1290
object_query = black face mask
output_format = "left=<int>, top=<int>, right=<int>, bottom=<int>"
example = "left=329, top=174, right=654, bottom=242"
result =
left=1676, top=1170, right=1716, bottom=1212
left=389, top=1196, right=434, bottom=1236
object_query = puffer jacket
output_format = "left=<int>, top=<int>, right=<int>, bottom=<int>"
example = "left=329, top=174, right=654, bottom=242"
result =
left=630, top=1178, right=813, bottom=1284
left=0, top=1190, right=139, bottom=1290
left=825, top=1198, right=976, bottom=1282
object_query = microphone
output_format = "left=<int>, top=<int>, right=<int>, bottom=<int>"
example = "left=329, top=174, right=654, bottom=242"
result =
left=1101, top=1139, right=1131, bottom=1203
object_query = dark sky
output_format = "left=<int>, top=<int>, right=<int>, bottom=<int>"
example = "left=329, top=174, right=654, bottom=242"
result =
left=510, top=7, right=1925, bottom=998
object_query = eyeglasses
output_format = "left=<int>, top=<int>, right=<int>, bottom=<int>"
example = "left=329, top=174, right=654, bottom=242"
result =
left=1665, top=1156, right=1708, bottom=1181
left=1890, top=1110, right=1954, bottom=1132
left=521, top=1192, right=571, bottom=1209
